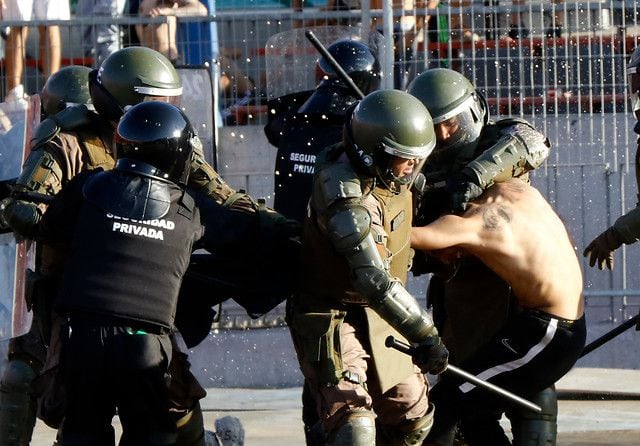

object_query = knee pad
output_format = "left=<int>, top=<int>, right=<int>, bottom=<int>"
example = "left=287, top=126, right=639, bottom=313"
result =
left=379, top=403, right=435, bottom=446
left=0, top=358, right=38, bottom=445
left=510, top=386, right=558, bottom=446
left=327, top=409, right=376, bottom=446
left=175, top=401, right=205, bottom=446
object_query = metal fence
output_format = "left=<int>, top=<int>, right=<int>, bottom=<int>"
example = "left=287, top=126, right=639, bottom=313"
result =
left=2, top=1, right=640, bottom=332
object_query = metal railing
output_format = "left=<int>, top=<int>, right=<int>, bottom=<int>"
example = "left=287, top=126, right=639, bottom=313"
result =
left=2, top=2, right=640, bottom=331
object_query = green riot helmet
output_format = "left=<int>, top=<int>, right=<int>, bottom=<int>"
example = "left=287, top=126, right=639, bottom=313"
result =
left=40, top=65, right=93, bottom=116
left=115, top=101, right=196, bottom=185
left=407, top=68, right=487, bottom=168
left=627, top=46, right=640, bottom=121
left=318, top=39, right=382, bottom=95
left=89, top=47, right=183, bottom=122
left=345, top=90, right=436, bottom=191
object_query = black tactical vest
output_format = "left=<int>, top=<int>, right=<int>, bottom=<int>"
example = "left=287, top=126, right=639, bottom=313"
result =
left=56, top=175, right=203, bottom=329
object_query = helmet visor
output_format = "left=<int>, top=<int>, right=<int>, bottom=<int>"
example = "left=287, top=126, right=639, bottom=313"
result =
left=433, top=106, right=481, bottom=150
left=142, top=95, right=182, bottom=106
left=382, top=154, right=428, bottom=190
left=381, top=137, right=436, bottom=161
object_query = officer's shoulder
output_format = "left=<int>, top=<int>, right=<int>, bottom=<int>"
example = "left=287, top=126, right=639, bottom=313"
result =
left=315, top=147, right=362, bottom=203
left=492, top=116, right=538, bottom=132
left=31, top=104, right=96, bottom=149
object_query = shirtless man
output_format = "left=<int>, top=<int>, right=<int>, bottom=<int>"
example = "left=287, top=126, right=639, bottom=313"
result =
left=411, top=179, right=586, bottom=446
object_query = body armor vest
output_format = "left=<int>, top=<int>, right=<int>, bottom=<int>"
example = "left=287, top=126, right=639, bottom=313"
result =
left=371, top=184, right=413, bottom=285
left=300, top=180, right=413, bottom=307
left=56, top=174, right=202, bottom=329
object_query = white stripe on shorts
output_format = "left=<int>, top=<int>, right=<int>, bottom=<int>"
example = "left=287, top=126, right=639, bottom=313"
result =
left=459, top=318, right=558, bottom=394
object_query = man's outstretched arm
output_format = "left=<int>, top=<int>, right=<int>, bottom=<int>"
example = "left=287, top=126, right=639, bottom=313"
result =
left=411, top=213, right=477, bottom=252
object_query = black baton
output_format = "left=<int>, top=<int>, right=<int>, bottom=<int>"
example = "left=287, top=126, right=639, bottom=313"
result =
left=305, top=30, right=365, bottom=100
left=385, top=336, right=542, bottom=413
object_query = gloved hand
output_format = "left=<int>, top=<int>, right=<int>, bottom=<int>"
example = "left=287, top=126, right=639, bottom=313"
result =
left=412, top=336, right=449, bottom=375
left=583, top=226, right=624, bottom=270
left=446, top=170, right=483, bottom=214
left=0, top=198, right=41, bottom=238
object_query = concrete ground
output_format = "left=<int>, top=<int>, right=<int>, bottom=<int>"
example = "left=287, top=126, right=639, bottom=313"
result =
left=30, top=367, right=640, bottom=445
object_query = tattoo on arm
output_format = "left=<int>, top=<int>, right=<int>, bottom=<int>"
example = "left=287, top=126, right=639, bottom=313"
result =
left=482, top=204, right=512, bottom=230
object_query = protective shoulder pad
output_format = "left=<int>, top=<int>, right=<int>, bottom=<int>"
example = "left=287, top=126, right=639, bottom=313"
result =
left=83, top=170, right=171, bottom=220
left=316, top=161, right=363, bottom=208
left=30, top=118, right=62, bottom=149
left=326, top=204, right=372, bottom=253
left=494, top=116, right=535, bottom=130
left=30, top=104, right=94, bottom=149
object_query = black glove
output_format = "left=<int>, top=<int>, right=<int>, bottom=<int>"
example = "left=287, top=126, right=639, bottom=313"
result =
left=412, top=336, right=449, bottom=375
left=583, top=226, right=624, bottom=270
left=445, top=171, right=483, bottom=213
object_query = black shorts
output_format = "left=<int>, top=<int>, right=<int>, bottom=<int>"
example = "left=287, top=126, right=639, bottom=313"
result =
left=428, top=308, right=586, bottom=444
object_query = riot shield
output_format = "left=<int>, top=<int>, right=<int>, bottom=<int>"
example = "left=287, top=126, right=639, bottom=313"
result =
left=0, top=96, right=40, bottom=341
left=177, top=66, right=218, bottom=169
left=265, top=25, right=385, bottom=100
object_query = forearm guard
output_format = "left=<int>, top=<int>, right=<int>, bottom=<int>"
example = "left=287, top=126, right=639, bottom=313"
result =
left=465, top=124, right=550, bottom=189
left=612, top=206, right=640, bottom=244
left=326, top=205, right=438, bottom=344
left=187, top=138, right=259, bottom=215
left=1, top=149, right=63, bottom=238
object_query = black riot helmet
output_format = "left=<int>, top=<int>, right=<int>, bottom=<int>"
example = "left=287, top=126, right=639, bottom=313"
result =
left=627, top=46, right=640, bottom=121
left=89, top=47, right=183, bottom=123
left=40, top=65, right=93, bottom=116
left=114, top=101, right=196, bottom=185
left=318, top=39, right=381, bottom=96
left=345, top=90, right=436, bottom=191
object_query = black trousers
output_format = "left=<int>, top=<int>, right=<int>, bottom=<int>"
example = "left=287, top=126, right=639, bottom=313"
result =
left=427, top=309, right=586, bottom=445
left=60, top=321, right=175, bottom=446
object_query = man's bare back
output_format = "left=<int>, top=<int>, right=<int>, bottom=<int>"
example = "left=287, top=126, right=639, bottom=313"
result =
left=411, top=179, right=584, bottom=320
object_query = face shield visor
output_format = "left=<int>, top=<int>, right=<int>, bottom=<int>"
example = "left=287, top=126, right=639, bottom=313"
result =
left=378, top=137, right=435, bottom=191
left=627, top=65, right=640, bottom=121
left=428, top=94, right=484, bottom=170
left=137, top=84, right=183, bottom=107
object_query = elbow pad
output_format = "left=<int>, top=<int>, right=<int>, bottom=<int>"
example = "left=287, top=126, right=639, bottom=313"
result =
left=325, top=206, right=438, bottom=343
left=465, top=124, right=550, bottom=189
left=15, top=149, right=63, bottom=196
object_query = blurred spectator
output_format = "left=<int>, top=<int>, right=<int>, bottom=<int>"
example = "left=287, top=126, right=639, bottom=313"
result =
left=508, top=0, right=529, bottom=39
left=134, top=0, right=208, bottom=64
left=76, top=0, right=126, bottom=67
left=1, top=0, right=70, bottom=101
left=370, top=0, right=441, bottom=89
left=544, top=0, right=564, bottom=38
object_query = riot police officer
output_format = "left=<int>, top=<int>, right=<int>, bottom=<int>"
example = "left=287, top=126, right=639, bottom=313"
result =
left=0, top=47, right=271, bottom=446
left=39, top=101, right=205, bottom=445
left=265, top=39, right=381, bottom=224
left=40, top=65, right=94, bottom=118
left=265, top=38, right=381, bottom=444
left=584, top=46, right=640, bottom=270
left=0, top=64, right=96, bottom=446
left=288, top=90, right=449, bottom=445
left=407, top=68, right=555, bottom=445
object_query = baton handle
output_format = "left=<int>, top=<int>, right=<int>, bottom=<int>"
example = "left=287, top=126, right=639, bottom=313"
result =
left=304, top=30, right=366, bottom=100
left=580, top=314, right=639, bottom=358
left=385, top=336, right=542, bottom=414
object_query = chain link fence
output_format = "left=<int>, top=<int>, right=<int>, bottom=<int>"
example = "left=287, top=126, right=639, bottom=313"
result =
left=1, top=1, right=640, bottom=332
